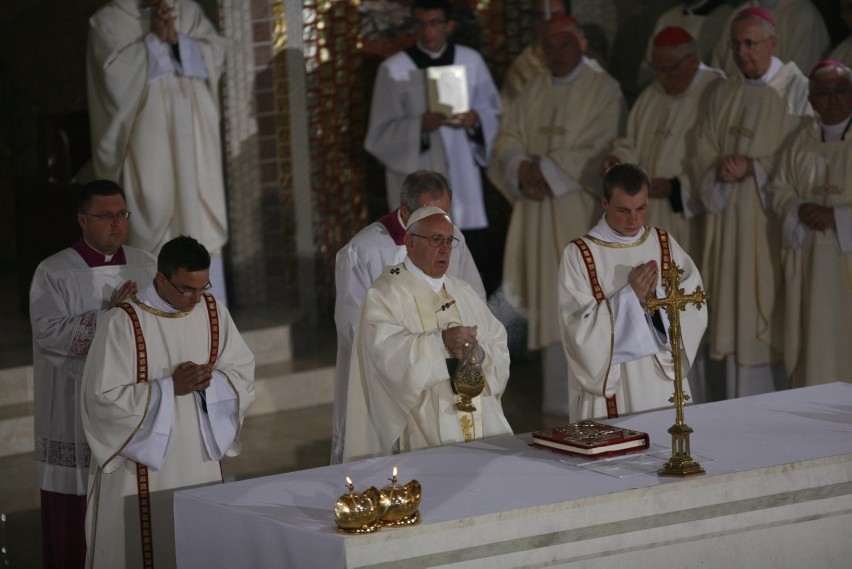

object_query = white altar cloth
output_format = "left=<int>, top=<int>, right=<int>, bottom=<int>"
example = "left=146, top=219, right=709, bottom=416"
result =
left=175, top=383, right=852, bottom=568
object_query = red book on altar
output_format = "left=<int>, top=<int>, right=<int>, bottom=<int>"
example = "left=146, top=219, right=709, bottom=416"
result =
left=531, top=421, right=650, bottom=459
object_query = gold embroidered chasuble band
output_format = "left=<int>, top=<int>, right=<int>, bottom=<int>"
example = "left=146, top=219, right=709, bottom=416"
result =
left=412, top=287, right=483, bottom=443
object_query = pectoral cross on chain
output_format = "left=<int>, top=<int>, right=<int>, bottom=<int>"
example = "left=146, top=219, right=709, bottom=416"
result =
left=812, top=164, right=843, bottom=206
left=645, top=262, right=708, bottom=477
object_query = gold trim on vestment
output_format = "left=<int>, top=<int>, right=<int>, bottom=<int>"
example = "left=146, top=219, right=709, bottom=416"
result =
left=131, top=294, right=193, bottom=318
left=584, top=226, right=653, bottom=248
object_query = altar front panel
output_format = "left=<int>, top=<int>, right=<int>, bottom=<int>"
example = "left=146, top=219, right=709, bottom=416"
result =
left=175, top=383, right=852, bottom=568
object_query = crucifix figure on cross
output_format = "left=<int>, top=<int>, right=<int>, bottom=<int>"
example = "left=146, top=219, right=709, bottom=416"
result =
left=645, top=261, right=708, bottom=476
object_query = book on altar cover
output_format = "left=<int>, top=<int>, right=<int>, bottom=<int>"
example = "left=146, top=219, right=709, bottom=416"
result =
left=531, top=421, right=650, bottom=459
left=426, top=65, right=469, bottom=115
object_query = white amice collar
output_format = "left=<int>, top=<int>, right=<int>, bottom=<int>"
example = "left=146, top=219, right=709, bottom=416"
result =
left=416, top=42, right=447, bottom=59
left=745, top=56, right=782, bottom=85
left=138, top=282, right=183, bottom=313
left=822, top=115, right=852, bottom=142
left=403, top=257, right=446, bottom=293
left=589, top=214, right=646, bottom=244
left=551, top=56, right=588, bottom=85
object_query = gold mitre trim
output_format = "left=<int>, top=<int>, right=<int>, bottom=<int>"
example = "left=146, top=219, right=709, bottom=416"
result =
left=584, top=226, right=653, bottom=249
left=131, top=294, right=193, bottom=318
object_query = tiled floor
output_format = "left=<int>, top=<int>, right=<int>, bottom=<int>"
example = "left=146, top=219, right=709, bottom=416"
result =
left=0, top=336, right=552, bottom=568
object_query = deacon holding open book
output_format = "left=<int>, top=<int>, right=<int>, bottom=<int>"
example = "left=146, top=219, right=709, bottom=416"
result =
left=558, top=164, right=707, bottom=421
left=343, top=206, right=512, bottom=462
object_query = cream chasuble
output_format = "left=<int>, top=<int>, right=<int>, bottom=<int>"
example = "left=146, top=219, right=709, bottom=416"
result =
left=87, top=0, right=228, bottom=256
left=609, top=64, right=725, bottom=263
left=501, top=44, right=549, bottom=110
left=489, top=59, right=626, bottom=349
left=830, top=38, right=852, bottom=68
left=772, top=117, right=852, bottom=387
left=710, top=0, right=830, bottom=80
left=81, top=285, right=254, bottom=568
left=558, top=220, right=706, bottom=421
left=692, top=60, right=811, bottom=367
left=31, top=246, right=156, bottom=496
left=343, top=263, right=512, bottom=462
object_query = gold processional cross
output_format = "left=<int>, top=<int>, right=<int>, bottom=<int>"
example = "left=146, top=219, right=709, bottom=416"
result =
left=645, top=262, right=708, bottom=477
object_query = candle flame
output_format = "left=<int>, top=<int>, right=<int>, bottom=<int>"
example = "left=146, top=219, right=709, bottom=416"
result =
left=346, top=476, right=352, bottom=485
left=392, top=466, right=397, bottom=477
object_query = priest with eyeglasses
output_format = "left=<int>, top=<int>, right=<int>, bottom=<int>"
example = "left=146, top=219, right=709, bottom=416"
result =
left=343, top=206, right=512, bottom=462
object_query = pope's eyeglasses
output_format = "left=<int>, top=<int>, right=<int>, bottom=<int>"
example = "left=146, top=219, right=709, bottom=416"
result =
left=408, top=233, right=461, bottom=249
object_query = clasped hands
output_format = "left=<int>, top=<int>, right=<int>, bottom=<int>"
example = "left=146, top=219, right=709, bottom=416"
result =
left=798, top=202, right=835, bottom=232
left=173, top=361, right=212, bottom=396
left=421, top=110, right=479, bottom=133
left=518, top=158, right=552, bottom=201
left=629, top=260, right=659, bottom=307
left=150, top=0, right=178, bottom=45
left=715, top=154, right=754, bottom=183
left=442, top=325, right=478, bottom=360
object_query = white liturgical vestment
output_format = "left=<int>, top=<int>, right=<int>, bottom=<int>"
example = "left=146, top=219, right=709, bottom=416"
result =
left=501, top=44, right=548, bottom=110
left=81, top=284, right=254, bottom=568
left=87, top=0, right=228, bottom=256
left=558, top=218, right=707, bottom=421
left=692, top=58, right=811, bottom=367
left=364, top=44, right=501, bottom=230
left=343, top=261, right=512, bottom=462
left=331, top=209, right=485, bottom=463
left=771, top=116, right=852, bottom=387
left=489, top=57, right=626, bottom=350
left=830, top=37, right=852, bottom=68
left=31, top=244, right=155, bottom=496
left=608, top=64, right=725, bottom=262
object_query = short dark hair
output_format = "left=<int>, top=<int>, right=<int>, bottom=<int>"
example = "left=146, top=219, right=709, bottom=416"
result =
left=400, top=170, right=452, bottom=211
left=78, top=179, right=125, bottom=212
left=602, top=163, right=650, bottom=200
left=157, top=236, right=210, bottom=278
left=413, top=0, right=452, bottom=19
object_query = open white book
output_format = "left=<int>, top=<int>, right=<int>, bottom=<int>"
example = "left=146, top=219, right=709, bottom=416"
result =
left=426, top=65, right=469, bottom=115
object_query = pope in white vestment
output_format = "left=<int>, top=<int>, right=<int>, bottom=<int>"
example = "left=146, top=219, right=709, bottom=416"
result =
left=87, top=0, right=229, bottom=275
left=331, top=171, right=485, bottom=464
left=559, top=164, right=707, bottom=421
left=771, top=62, right=852, bottom=387
left=343, top=207, right=512, bottom=462
left=81, top=237, right=254, bottom=568
left=710, top=0, right=829, bottom=80
left=692, top=9, right=812, bottom=396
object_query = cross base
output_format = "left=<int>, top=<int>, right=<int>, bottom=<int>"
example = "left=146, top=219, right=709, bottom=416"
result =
left=658, top=454, right=706, bottom=477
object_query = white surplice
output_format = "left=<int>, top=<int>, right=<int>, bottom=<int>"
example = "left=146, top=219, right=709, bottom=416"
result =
left=692, top=58, right=811, bottom=372
left=31, top=246, right=156, bottom=496
left=87, top=0, right=228, bottom=256
left=343, top=262, right=512, bottom=463
left=771, top=116, right=852, bottom=387
left=363, top=45, right=501, bottom=230
left=330, top=210, right=485, bottom=463
left=710, top=0, right=830, bottom=80
left=558, top=218, right=707, bottom=421
left=489, top=57, right=626, bottom=350
left=81, top=284, right=254, bottom=568
left=609, top=64, right=725, bottom=263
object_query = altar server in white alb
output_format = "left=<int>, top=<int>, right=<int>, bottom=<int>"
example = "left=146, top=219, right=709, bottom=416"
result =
left=331, top=171, right=484, bottom=464
left=30, top=180, right=155, bottom=569
left=81, top=236, right=254, bottom=568
left=691, top=7, right=812, bottom=398
left=559, top=164, right=707, bottom=421
left=364, top=0, right=501, bottom=259
left=87, top=0, right=230, bottom=299
left=771, top=60, right=852, bottom=387
left=343, top=206, right=512, bottom=462
left=488, top=14, right=625, bottom=417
